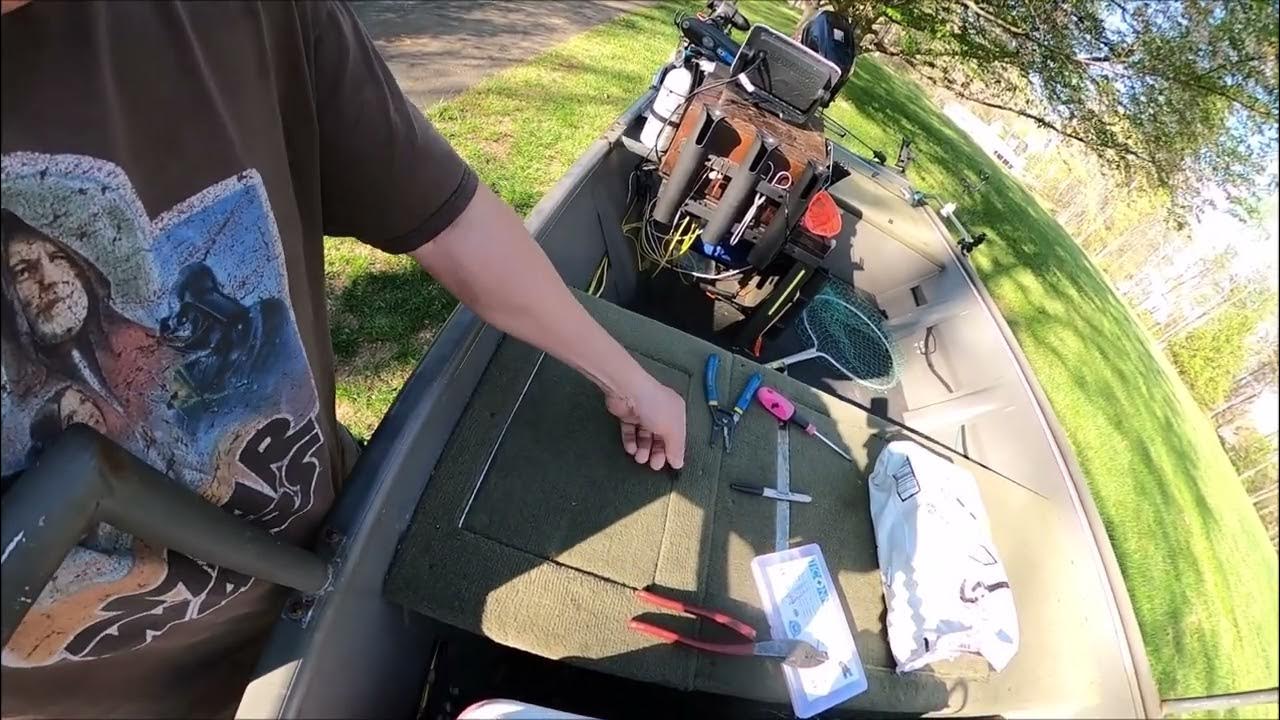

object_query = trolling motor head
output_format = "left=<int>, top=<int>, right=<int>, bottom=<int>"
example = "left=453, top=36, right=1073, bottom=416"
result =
left=678, top=16, right=740, bottom=66
left=704, top=0, right=750, bottom=32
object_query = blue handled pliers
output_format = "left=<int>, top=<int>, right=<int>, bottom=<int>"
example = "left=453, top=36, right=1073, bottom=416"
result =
left=704, top=354, right=763, bottom=452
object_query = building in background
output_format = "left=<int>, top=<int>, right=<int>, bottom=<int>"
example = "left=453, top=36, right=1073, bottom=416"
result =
left=941, top=102, right=1053, bottom=177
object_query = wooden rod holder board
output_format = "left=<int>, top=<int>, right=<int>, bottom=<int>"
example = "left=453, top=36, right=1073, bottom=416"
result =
left=661, top=84, right=827, bottom=187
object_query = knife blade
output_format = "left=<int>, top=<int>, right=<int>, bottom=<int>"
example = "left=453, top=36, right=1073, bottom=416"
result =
left=730, top=483, right=812, bottom=504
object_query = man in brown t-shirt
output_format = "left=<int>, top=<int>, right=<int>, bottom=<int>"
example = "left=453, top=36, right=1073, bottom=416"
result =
left=0, top=1, right=686, bottom=716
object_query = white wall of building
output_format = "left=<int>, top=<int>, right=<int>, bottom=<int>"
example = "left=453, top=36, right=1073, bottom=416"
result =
left=942, top=102, right=1029, bottom=175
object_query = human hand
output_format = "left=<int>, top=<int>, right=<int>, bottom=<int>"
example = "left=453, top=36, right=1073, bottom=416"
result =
left=604, top=375, right=686, bottom=471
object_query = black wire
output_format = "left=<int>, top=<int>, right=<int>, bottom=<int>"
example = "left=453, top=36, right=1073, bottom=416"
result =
left=822, top=112, right=886, bottom=160
left=920, top=326, right=955, bottom=394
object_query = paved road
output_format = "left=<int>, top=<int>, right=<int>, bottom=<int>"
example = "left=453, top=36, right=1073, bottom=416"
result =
left=352, top=1, right=651, bottom=108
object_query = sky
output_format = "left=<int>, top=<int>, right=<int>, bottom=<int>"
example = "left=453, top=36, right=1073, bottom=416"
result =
left=1188, top=188, right=1279, bottom=289
left=1251, top=389, right=1279, bottom=436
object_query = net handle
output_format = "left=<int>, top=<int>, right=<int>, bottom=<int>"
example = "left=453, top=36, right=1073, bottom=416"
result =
left=764, top=348, right=824, bottom=370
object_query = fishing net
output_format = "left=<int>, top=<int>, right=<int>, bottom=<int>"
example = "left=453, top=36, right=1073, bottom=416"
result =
left=768, top=280, right=902, bottom=390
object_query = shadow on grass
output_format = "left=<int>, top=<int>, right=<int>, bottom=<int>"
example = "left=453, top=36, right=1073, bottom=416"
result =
left=325, top=239, right=457, bottom=438
left=830, top=59, right=1279, bottom=704
left=326, top=2, right=699, bottom=436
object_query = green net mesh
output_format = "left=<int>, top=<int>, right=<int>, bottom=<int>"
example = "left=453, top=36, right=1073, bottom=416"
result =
left=795, top=280, right=902, bottom=390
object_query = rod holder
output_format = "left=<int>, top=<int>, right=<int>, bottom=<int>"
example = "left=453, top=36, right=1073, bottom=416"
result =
left=749, top=160, right=821, bottom=269
left=701, top=132, right=778, bottom=246
left=653, top=106, right=721, bottom=226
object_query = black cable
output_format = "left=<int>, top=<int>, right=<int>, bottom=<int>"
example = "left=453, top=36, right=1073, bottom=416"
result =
left=822, top=112, right=887, bottom=163
left=920, top=326, right=955, bottom=394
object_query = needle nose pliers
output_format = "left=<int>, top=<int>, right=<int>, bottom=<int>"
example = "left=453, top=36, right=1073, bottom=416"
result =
left=627, top=589, right=828, bottom=668
left=705, top=354, right=762, bottom=452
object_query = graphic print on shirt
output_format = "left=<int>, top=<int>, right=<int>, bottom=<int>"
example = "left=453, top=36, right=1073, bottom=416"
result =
left=0, top=153, right=325, bottom=667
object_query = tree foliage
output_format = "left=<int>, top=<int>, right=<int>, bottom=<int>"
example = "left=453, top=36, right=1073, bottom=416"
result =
left=1022, top=144, right=1191, bottom=281
left=824, top=0, right=1280, bottom=211
left=1224, top=426, right=1278, bottom=494
left=1166, top=285, right=1277, bottom=409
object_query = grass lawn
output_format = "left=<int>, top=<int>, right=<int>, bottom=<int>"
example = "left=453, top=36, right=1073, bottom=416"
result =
left=329, top=0, right=1278, bottom=713
left=822, top=60, right=1279, bottom=716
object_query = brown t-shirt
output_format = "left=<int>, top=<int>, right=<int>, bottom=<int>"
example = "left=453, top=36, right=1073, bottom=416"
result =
left=0, top=1, right=476, bottom=716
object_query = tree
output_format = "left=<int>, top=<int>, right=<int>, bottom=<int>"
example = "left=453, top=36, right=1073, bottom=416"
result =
left=1224, top=426, right=1278, bottom=494
left=822, top=0, right=1280, bottom=213
left=1157, top=276, right=1265, bottom=344
left=1213, top=341, right=1280, bottom=421
left=1165, top=283, right=1277, bottom=409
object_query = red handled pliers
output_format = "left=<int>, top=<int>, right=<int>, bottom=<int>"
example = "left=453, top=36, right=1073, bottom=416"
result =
left=627, top=589, right=828, bottom=668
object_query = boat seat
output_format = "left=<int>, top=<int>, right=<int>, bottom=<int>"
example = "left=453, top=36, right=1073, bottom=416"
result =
left=384, top=292, right=1083, bottom=715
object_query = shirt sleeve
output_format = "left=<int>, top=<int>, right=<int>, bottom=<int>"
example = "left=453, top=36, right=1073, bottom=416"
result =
left=304, top=1, right=478, bottom=253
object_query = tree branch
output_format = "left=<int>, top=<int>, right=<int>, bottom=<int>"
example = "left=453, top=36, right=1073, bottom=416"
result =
left=912, top=68, right=1158, bottom=167
left=1079, top=58, right=1275, bottom=117
left=957, top=0, right=1028, bottom=37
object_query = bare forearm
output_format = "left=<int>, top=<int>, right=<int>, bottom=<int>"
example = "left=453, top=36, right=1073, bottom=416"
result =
left=412, top=184, right=646, bottom=398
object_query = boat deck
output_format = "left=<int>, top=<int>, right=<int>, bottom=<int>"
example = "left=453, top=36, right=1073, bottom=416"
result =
left=383, top=136, right=1150, bottom=716
left=818, top=147, right=1152, bottom=716
left=236, top=96, right=1157, bottom=719
left=631, top=139, right=1152, bottom=716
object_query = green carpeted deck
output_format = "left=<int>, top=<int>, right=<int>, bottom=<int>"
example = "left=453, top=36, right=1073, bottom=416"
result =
left=386, top=293, right=1127, bottom=715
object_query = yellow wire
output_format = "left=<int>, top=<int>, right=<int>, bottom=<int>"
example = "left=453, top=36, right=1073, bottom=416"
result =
left=668, top=218, right=689, bottom=260
left=588, top=255, right=608, bottom=296
left=679, top=223, right=700, bottom=255
left=654, top=217, right=690, bottom=275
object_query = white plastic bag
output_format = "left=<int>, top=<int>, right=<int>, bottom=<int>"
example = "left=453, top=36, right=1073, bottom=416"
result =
left=867, top=440, right=1019, bottom=672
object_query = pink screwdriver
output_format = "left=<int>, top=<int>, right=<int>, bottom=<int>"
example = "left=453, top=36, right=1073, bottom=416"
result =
left=756, top=386, right=854, bottom=462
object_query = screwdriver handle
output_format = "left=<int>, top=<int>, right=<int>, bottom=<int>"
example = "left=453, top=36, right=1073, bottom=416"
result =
left=758, top=386, right=821, bottom=432
left=756, top=386, right=794, bottom=423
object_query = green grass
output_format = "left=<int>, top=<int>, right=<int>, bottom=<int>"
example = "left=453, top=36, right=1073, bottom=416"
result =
left=824, top=58, right=1278, bottom=717
left=325, top=1, right=695, bottom=439
left=324, top=238, right=455, bottom=438
left=328, top=0, right=1279, bottom=713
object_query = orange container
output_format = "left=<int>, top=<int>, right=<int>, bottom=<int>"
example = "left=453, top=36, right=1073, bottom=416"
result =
left=800, top=190, right=842, bottom=238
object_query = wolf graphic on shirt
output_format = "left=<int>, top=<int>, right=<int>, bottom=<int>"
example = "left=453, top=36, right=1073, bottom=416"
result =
left=0, top=153, right=326, bottom=666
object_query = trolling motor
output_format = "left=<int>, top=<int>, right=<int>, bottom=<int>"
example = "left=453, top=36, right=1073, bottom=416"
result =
left=704, top=0, right=750, bottom=32
left=796, top=8, right=857, bottom=101
left=678, top=16, right=741, bottom=65
left=679, top=0, right=752, bottom=66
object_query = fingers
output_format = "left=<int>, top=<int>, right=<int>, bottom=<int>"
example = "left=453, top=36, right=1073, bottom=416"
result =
left=620, top=421, right=638, bottom=456
left=664, top=412, right=686, bottom=471
left=609, top=382, right=685, bottom=472
left=647, top=436, right=668, bottom=471
left=633, top=426, right=653, bottom=465
left=622, top=421, right=677, bottom=471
